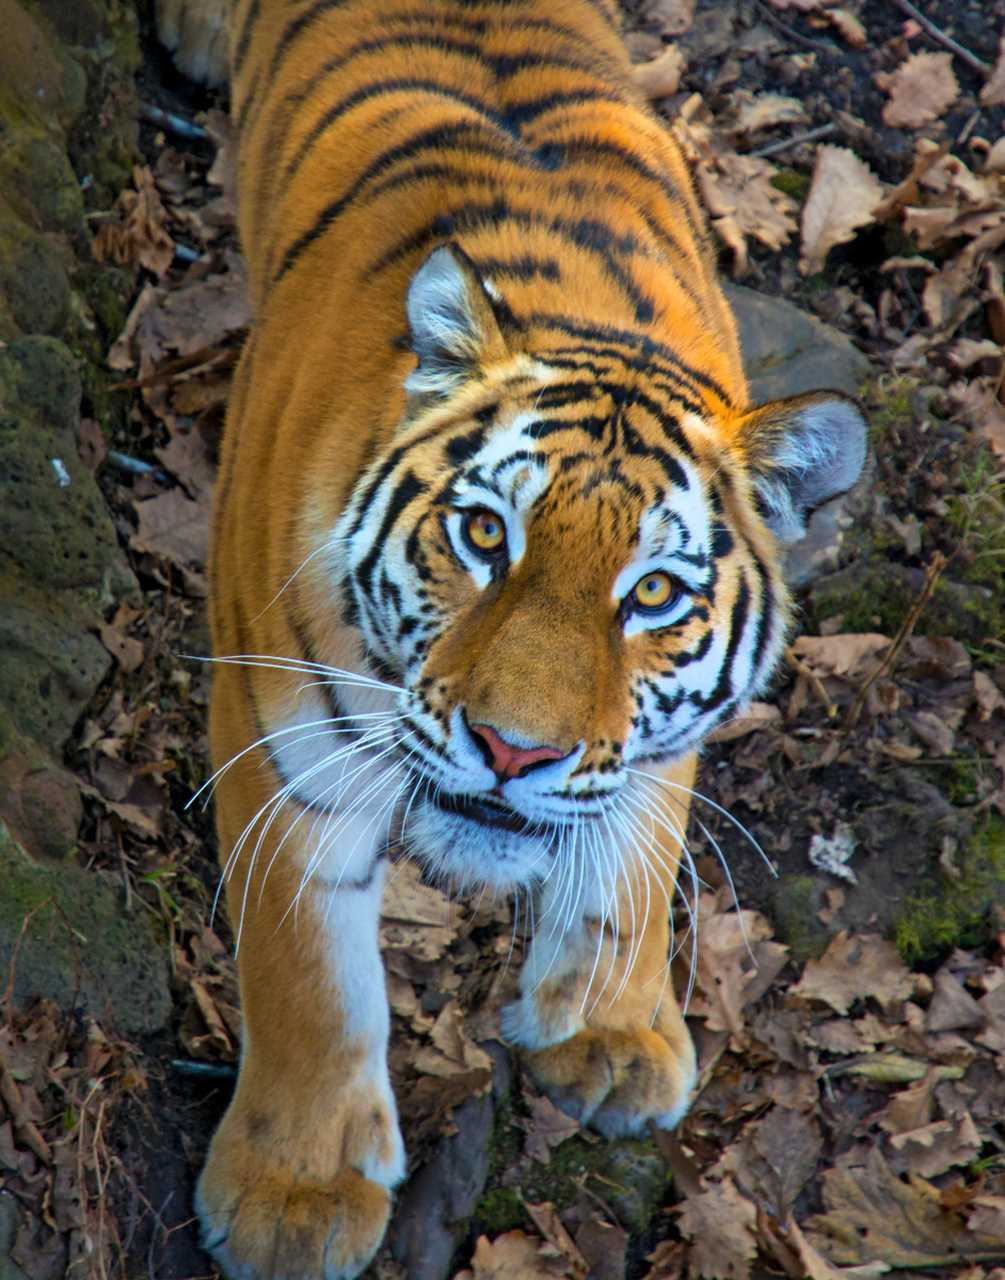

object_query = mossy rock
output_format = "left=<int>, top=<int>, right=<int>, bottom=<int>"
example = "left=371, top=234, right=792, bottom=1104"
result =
left=0, top=704, right=82, bottom=862
left=807, top=561, right=1000, bottom=648
left=0, top=819, right=170, bottom=1032
left=0, top=207, right=71, bottom=338
left=0, top=129, right=86, bottom=239
left=896, top=814, right=1005, bottom=967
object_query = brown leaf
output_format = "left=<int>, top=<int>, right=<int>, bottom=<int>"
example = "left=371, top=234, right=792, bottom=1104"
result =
left=454, top=1231, right=578, bottom=1279
left=967, top=1196, right=1005, bottom=1242
left=155, top=429, right=217, bottom=501
left=731, top=91, right=806, bottom=136
left=92, top=166, right=175, bottom=277
left=676, top=1178, right=757, bottom=1280
left=96, top=619, right=144, bottom=673
left=633, top=45, right=684, bottom=98
left=804, top=1146, right=1002, bottom=1266
left=799, top=146, right=884, bottom=277
left=980, top=37, right=1005, bottom=107
left=790, top=933, right=914, bottom=1015
left=690, top=893, right=784, bottom=1036
left=783, top=1216, right=862, bottom=1280
left=925, top=968, right=987, bottom=1032
left=876, top=1072, right=938, bottom=1135
left=880, top=52, right=960, bottom=129
left=640, top=0, right=695, bottom=37
left=382, top=858, right=462, bottom=928
left=573, top=1216, right=627, bottom=1280
left=974, top=670, right=1005, bottom=721
left=76, top=419, right=106, bottom=474
left=131, top=487, right=212, bottom=569
left=791, top=633, right=890, bottom=679
left=705, top=702, right=780, bottom=743
left=518, top=1094, right=581, bottom=1165
left=523, top=1203, right=589, bottom=1280
left=887, top=1113, right=982, bottom=1179
left=824, top=9, right=866, bottom=49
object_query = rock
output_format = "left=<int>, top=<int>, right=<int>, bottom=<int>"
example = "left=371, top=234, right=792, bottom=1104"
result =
left=389, top=1094, right=494, bottom=1280
left=0, top=705, right=82, bottom=863
left=0, top=820, right=170, bottom=1033
left=0, top=212, right=71, bottom=340
left=0, top=1193, right=30, bottom=1280
left=0, top=336, right=137, bottom=747
left=725, top=284, right=873, bottom=589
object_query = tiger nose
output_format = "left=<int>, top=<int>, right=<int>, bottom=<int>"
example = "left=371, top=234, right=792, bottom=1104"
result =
left=468, top=721, right=565, bottom=780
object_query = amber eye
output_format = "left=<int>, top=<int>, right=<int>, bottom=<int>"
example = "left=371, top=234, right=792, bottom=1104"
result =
left=632, top=571, right=677, bottom=612
left=463, top=509, right=507, bottom=557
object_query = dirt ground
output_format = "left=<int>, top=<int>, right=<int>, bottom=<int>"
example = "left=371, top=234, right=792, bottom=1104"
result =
left=3, top=0, right=1005, bottom=1277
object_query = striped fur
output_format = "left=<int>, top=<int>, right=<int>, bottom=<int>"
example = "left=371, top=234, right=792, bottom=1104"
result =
left=155, top=0, right=866, bottom=1275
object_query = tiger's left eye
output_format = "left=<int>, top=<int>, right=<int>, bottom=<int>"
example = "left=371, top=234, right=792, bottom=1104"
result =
left=464, top=510, right=507, bottom=556
left=631, top=571, right=677, bottom=612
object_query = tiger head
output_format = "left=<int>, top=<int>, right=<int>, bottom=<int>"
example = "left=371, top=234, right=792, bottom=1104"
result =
left=331, top=246, right=865, bottom=887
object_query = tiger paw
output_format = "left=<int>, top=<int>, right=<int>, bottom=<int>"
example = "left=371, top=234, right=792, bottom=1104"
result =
left=523, top=1026, right=697, bottom=1140
left=197, top=1162, right=391, bottom=1280
left=154, top=0, right=229, bottom=86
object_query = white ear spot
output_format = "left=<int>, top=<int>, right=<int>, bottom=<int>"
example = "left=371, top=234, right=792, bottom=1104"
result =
left=482, top=277, right=502, bottom=302
left=753, top=396, right=866, bottom=543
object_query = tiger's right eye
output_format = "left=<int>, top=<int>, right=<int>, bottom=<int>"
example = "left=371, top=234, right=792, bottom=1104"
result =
left=463, top=510, right=507, bottom=557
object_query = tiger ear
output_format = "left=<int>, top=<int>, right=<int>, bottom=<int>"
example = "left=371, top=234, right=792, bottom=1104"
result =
left=404, top=244, right=510, bottom=398
left=740, top=390, right=867, bottom=543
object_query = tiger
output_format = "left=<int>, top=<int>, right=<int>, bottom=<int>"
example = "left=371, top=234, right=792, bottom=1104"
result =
left=152, top=0, right=866, bottom=1275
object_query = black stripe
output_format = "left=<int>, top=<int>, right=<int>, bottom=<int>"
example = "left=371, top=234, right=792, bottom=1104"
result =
left=232, top=0, right=261, bottom=74
left=355, top=470, right=428, bottom=592
left=703, top=575, right=751, bottom=710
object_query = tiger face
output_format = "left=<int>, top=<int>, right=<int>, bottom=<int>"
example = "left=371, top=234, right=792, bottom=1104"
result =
left=328, top=246, right=864, bottom=891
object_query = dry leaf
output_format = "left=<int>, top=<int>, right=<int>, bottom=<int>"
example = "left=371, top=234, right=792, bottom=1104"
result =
left=96, top=618, right=144, bottom=673
left=676, top=1178, right=757, bottom=1280
left=382, top=858, right=462, bottom=928
left=454, top=1231, right=578, bottom=1280
left=791, top=633, right=890, bottom=678
left=705, top=701, right=780, bottom=743
left=155, top=430, right=217, bottom=501
left=980, top=37, right=1005, bottom=107
left=804, top=1146, right=1003, bottom=1266
left=825, top=9, right=866, bottom=48
left=92, top=166, right=175, bottom=277
left=790, top=933, right=914, bottom=1014
left=880, top=52, right=960, bottom=129
left=689, top=892, right=787, bottom=1036
left=731, top=92, right=806, bottom=135
left=887, top=1113, right=982, bottom=1179
left=518, top=1094, right=581, bottom=1165
left=640, top=0, right=695, bottom=37
left=634, top=45, right=684, bottom=98
left=783, top=1216, right=871, bottom=1280
left=131, top=487, right=212, bottom=569
left=799, top=147, right=884, bottom=277
left=522, top=1202, right=589, bottom=1280
left=967, top=1196, right=1005, bottom=1241
left=700, top=152, right=798, bottom=274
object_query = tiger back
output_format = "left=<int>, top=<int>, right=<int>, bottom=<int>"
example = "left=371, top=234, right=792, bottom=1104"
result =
left=154, top=1, right=866, bottom=1277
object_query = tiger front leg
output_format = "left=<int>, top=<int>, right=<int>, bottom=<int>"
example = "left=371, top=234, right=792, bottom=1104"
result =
left=197, top=727, right=405, bottom=1280
left=504, top=756, right=698, bottom=1138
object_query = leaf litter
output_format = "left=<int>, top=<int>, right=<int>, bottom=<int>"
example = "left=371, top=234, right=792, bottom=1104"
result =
left=24, top=0, right=1005, bottom=1276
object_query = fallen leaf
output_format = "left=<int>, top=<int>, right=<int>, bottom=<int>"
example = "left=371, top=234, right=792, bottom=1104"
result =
left=690, top=893, right=787, bottom=1035
left=518, top=1094, right=581, bottom=1164
left=887, top=1113, right=982, bottom=1179
left=699, top=152, right=798, bottom=274
left=382, top=858, right=462, bottom=929
left=640, top=0, right=695, bottom=37
left=676, top=1178, right=757, bottom=1280
left=875, top=1072, right=938, bottom=1135
left=804, top=1147, right=1002, bottom=1266
left=96, top=619, right=144, bottom=673
left=825, top=9, right=866, bottom=48
left=77, top=419, right=106, bottom=474
left=454, top=1231, right=578, bottom=1279
left=799, top=147, right=884, bottom=277
left=974, top=670, right=1005, bottom=721
left=903, top=710, right=955, bottom=757
left=784, top=1215, right=880, bottom=1280
left=790, top=933, right=914, bottom=1014
left=925, top=968, right=986, bottom=1032
left=523, top=1202, right=589, bottom=1280
left=634, top=45, right=684, bottom=98
left=155, top=429, right=217, bottom=501
left=573, top=1215, right=627, bottom=1280
left=967, top=1196, right=1005, bottom=1241
left=791, top=633, right=890, bottom=678
left=731, top=91, right=806, bottom=135
left=980, top=37, right=1005, bottom=107
left=880, top=52, right=960, bottom=129
left=131, top=487, right=212, bottom=569
left=92, top=166, right=175, bottom=277
left=705, top=701, right=781, bottom=743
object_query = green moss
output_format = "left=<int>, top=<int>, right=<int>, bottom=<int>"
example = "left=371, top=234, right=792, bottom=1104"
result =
left=895, top=814, right=1005, bottom=967
left=471, top=1187, right=525, bottom=1237
left=773, top=874, right=830, bottom=963
left=770, top=168, right=810, bottom=200
left=516, top=1135, right=667, bottom=1233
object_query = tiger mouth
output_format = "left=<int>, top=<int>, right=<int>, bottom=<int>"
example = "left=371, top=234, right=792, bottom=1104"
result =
left=432, top=791, right=554, bottom=836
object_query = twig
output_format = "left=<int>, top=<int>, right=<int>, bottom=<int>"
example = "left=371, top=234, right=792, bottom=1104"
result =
left=139, top=104, right=208, bottom=140
left=844, top=551, right=947, bottom=730
left=889, top=0, right=991, bottom=74
left=784, top=648, right=837, bottom=718
left=754, top=0, right=838, bottom=55
left=749, top=123, right=838, bottom=159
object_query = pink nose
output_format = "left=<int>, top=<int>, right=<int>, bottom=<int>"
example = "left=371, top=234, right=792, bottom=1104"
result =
left=468, top=722, right=565, bottom=780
